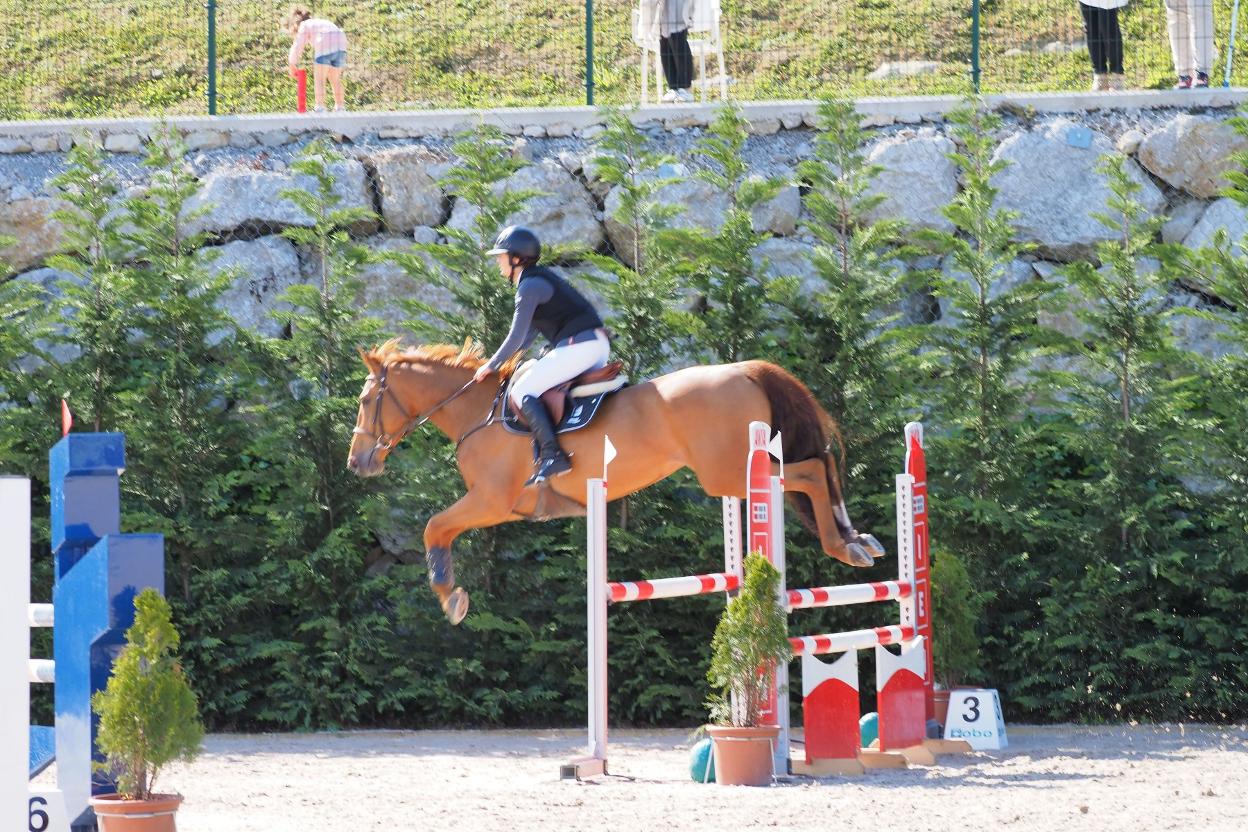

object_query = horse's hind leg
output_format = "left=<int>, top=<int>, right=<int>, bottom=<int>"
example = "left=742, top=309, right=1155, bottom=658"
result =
left=785, top=457, right=885, bottom=568
left=423, top=489, right=517, bottom=624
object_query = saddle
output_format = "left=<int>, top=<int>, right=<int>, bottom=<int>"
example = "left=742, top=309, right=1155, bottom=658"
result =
left=502, top=361, right=628, bottom=435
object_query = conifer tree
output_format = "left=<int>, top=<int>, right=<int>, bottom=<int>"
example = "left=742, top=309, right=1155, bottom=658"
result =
left=683, top=105, right=783, bottom=363
left=243, top=139, right=396, bottom=727
left=1015, top=158, right=1212, bottom=720
left=0, top=234, right=55, bottom=466
left=264, top=138, right=385, bottom=542
left=915, top=104, right=1059, bottom=564
left=114, top=128, right=248, bottom=600
left=585, top=108, right=691, bottom=379
left=784, top=98, right=915, bottom=469
left=46, top=137, right=136, bottom=431
left=388, top=125, right=537, bottom=349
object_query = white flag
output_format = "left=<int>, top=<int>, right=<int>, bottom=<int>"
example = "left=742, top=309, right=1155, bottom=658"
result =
left=603, top=435, right=617, bottom=480
left=767, top=431, right=783, bottom=462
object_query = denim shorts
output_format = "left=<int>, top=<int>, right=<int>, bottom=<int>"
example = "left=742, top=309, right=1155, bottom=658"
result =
left=314, top=50, right=347, bottom=69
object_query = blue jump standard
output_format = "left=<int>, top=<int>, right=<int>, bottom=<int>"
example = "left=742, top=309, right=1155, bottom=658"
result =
left=31, top=433, right=164, bottom=831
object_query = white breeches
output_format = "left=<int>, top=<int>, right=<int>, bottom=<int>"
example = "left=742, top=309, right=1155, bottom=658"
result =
left=509, top=332, right=610, bottom=407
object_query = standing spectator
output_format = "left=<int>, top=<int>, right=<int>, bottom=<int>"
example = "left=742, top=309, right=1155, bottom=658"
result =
left=643, top=0, right=697, bottom=102
left=1165, top=0, right=1215, bottom=87
left=1079, top=0, right=1127, bottom=91
left=284, top=7, right=348, bottom=112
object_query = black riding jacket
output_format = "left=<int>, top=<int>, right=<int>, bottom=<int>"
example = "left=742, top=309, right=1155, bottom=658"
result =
left=486, top=266, right=603, bottom=370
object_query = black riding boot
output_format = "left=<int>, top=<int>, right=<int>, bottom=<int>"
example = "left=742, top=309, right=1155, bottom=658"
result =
left=520, top=395, right=572, bottom=486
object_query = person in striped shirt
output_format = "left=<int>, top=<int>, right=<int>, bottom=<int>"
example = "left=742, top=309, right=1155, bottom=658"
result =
left=284, top=7, right=348, bottom=112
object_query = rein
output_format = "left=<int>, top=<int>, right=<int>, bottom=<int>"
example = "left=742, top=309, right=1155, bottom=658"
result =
left=353, top=364, right=477, bottom=453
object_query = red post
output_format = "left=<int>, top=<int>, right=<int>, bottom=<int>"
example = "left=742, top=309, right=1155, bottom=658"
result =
left=295, top=69, right=308, bottom=113
left=904, top=423, right=935, bottom=720
left=745, top=421, right=782, bottom=741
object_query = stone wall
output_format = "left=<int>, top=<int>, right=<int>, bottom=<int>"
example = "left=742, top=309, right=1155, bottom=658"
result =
left=1, top=93, right=1242, bottom=359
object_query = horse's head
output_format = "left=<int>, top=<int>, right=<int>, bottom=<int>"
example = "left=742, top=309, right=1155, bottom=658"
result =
left=347, top=348, right=409, bottom=477
left=348, top=340, right=492, bottom=477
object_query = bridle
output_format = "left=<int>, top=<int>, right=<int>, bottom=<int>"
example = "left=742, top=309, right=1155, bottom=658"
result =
left=352, top=364, right=476, bottom=455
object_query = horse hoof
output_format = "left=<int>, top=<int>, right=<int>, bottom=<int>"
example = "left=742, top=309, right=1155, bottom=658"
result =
left=845, top=542, right=875, bottom=568
left=443, top=588, right=470, bottom=625
left=858, top=533, right=887, bottom=559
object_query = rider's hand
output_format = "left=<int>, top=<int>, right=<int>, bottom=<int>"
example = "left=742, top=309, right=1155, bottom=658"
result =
left=288, top=64, right=298, bottom=79
left=473, top=365, right=494, bottom=384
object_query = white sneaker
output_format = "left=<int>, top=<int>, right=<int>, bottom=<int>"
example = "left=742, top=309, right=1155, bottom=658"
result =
left=661, top=89, right=678, bottom=103
left=675, top=88, right=695, bottom=103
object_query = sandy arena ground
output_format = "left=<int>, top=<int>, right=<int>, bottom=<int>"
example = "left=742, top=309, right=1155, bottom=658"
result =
left=37, top=724, right=1248, bottom=831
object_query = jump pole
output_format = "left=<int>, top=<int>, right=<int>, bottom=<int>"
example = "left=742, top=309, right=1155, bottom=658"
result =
left=560, top=440, right=745, bottom=780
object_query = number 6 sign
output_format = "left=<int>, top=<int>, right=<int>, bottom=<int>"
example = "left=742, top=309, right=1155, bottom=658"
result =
left=943, top=688, right=1008, bottom=750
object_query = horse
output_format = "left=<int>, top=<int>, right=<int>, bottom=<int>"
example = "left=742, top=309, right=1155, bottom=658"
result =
left=347, top=340, right=886, bottom=624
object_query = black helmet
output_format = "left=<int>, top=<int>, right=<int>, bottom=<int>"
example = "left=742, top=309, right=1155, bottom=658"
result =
left=486, top=225, right=541, bottom=263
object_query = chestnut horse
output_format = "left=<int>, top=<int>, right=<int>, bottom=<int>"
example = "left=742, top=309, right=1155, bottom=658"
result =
left=348, top=341, right=886, bottom=624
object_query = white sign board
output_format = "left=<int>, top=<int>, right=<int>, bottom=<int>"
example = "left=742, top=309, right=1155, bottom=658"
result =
left=943, top=688, right=1008, bottom=750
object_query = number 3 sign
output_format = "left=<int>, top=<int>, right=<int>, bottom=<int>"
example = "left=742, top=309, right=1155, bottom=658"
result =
left=943, top=689, right=1008, bottom=750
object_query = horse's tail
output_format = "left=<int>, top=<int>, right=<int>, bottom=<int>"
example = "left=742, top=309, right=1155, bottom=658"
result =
left=741, top=361, right=847, bottom=538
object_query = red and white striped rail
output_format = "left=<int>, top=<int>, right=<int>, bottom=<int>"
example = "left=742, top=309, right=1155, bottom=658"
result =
left=789, top=625, right=918, bottom=656
left=787, top=580, right=912, bottom=610
left=609, top=572, right=739, bottom=603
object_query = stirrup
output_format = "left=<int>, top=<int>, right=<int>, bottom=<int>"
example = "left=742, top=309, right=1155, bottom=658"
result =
left=525, top=453, right=572, bottom=486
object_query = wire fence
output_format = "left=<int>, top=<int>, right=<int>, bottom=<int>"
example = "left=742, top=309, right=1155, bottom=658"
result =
left=0, top=0, right=1240, bottom=120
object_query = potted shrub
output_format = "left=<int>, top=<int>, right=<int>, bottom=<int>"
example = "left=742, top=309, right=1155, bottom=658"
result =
left=930, top=548, right=988, bottom=726
left=705, top=552, right=792, bottom=786
left=90, top=588, right=204, bottom=831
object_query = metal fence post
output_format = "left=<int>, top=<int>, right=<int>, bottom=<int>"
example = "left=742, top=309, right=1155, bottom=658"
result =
left=585, top=0, right=595, bottom=106
left=971, top=0, right=981, bottom=93
left=207, top=0, right=218, bottom=115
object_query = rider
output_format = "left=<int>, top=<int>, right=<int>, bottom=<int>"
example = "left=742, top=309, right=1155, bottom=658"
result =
left=473, top=226, right=609, bottom=485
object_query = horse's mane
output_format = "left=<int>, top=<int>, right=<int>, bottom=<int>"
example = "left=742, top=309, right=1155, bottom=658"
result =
left=365, top=338, right=522, bottom=378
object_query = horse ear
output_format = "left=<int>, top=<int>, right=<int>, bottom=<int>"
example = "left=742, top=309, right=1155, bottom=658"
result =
left=358, top=346, right=380, bottom=373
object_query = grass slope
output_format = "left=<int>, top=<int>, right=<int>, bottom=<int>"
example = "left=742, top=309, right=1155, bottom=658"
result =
left=0, top=0, right=1240, bottom=120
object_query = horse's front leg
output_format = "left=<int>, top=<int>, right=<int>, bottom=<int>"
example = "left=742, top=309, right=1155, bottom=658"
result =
left=423, top=488, right=517, bottom=625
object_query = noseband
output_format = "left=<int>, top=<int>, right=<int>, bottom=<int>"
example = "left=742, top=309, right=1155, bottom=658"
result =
left=353, top=364, right=475, bottom=454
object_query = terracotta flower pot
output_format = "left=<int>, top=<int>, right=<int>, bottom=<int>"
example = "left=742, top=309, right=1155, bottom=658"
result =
left=706, top=724, right=780, bottom=786
left=90, top=794, right=183, bottom=832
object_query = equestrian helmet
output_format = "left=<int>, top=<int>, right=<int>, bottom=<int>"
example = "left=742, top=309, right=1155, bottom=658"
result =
left=486, top=225, right=541, bottom=263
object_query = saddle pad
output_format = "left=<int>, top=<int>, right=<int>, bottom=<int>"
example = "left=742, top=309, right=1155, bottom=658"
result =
left=502, top=390, right=615, bottom=436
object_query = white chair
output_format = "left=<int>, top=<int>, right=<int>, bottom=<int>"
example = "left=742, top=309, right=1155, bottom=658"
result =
left=687, top=0, right=728, bottom=102
left=632, top=0, right=728, bottom=104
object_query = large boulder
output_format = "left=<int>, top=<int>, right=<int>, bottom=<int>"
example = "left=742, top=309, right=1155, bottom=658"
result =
left=355, top=234, right=459, bottom=337
left=1161, top=199, right=1209, bottom=244
left=751, top=237, right=819, bottom=294
left=363, top=146, right=446, bottom=233
left=1182, top=197, right=1248, bottom=254
left=750, top=171, right=802, bottom=236
left=1167, top=287, right=1235, bottom=359
left=1180, top=197, right=1248, bottom=296
left=604, top=176, right=724, bottom=267
left=10, top=267, right=82, bottom=369
left=447, top=160, right=603, bottom=252
left=0, top=197, right=65, bottom=272
left=199, top=236, right=303, bottom=340
left=1137, top=115, right=1248, bottom=199
left=181, top=161, right=375, bottom=238
left=862, top=130, right=958, bottom=234
left=992, top=120, right=1165, bottom=260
